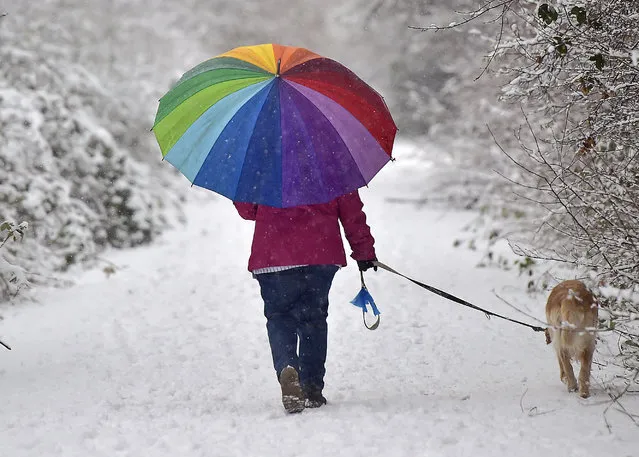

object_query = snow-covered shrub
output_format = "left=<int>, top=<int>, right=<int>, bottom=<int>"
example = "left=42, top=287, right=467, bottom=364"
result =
left=428, top=0, right=639, bottom=392
left=0, top=220, right=29, bottom=300
left=0, top=44, right=183, bottom=301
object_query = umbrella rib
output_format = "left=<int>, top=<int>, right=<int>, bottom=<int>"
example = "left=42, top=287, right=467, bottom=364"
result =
left=281, top=84, right=329, bottom=205
left=170, top=80, right=274, bottom=185
left=286, top=77, right=393, bottom=180
left=229, top=81, right=279, bottom=203
left=174, top=56, right=271, bottom=86
left=284, top=58, right=391, bottom=113
left=154, top=74, right=272, bottom=129
left=283, top=81, right=367, bottom=197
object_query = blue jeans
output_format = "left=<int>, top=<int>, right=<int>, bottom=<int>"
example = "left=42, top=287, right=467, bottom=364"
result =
left=256, top=265, right=339, bottom=391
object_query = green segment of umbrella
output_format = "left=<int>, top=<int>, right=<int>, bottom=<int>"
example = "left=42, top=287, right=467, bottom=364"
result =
left=154, top=75, right=271, bottom=156
left=155, top=68, right=270, bottom=125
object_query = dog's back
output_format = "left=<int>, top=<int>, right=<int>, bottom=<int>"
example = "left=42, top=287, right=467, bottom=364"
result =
left=545, top=280, right=597, bottom=397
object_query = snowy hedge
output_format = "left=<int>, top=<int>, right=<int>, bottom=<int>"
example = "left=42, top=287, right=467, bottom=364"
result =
left=0, top=44, right=183, bottom=301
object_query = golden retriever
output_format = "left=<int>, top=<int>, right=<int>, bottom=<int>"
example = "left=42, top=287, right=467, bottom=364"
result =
left=545, top=280, right=598, bottom=398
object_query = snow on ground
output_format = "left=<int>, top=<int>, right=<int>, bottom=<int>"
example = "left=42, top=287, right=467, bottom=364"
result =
left=1, top=142, right=638, bottom=457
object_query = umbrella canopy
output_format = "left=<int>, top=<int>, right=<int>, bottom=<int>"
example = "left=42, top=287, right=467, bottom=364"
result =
left=152, top=43, right=397, bottom=208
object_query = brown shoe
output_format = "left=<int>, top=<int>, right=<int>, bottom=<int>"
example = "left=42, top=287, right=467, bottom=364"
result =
left=303, top=385, right=327, bottom=408
left=279, top=366, right=305, bottom=414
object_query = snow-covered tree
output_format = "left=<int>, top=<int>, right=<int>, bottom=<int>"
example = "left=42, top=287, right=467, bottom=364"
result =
left=425, top=0, right=639, bottom=383
left=471, top=2, right=639, bottom=279
left=0, top=220, right=28, bottom=300
left=327, top=1, right=504, bottom=138
left=0, top=26, right=184, bottom=302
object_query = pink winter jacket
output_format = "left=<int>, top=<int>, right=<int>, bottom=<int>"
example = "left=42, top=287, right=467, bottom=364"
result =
left=234, top=190, right=376, bottom=272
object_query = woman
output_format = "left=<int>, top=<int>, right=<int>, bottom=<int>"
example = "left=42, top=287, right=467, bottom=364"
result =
left=235, top=189, right=377, bottom=413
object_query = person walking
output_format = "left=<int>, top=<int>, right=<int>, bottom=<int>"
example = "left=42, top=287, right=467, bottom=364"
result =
left=234, top=189, right=377, bottom=414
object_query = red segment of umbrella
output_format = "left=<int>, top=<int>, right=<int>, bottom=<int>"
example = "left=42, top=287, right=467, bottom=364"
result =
left=283, top=58, right=396, bottom=156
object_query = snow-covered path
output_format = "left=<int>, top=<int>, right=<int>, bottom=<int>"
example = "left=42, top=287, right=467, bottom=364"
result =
left=1, top=144, right=637, bottom=457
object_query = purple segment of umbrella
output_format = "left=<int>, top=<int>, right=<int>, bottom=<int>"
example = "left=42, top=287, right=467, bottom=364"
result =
left=285, top=80, right=391, bottom=183
left=278, top=82, right=328, bottom=206
left=279, top=81, right=371, bottom=207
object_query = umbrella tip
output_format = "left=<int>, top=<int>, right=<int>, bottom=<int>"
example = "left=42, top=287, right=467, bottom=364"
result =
left=276, top=58, right=281, bottom=76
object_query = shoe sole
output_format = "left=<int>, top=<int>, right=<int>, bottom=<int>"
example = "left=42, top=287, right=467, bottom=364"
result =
left=304, top=398, right=327, bottom=408
left=279, top=367, right=305, bottom=414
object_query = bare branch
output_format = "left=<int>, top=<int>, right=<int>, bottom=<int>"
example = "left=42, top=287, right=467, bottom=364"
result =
left=408, top=0, right=513, bottom=32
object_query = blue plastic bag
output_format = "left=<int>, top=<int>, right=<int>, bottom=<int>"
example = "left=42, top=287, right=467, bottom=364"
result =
left=350, top=287, right=381, bottom=316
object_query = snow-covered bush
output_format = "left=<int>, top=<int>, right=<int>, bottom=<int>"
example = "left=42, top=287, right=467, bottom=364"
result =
left=0, top=43, right=183, bottom=302
left=0, top=220, right=29, bottom=300
left=490, top=1, right=639, bottom=281
left=426, top=0, right=639, bottom=392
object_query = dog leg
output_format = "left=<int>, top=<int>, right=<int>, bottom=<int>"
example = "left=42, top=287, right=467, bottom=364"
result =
left=559, top=349, right=578, bottom=392
left=578, top=346, right=594, bottom=398
left=554, top=349, right=566, bottom=385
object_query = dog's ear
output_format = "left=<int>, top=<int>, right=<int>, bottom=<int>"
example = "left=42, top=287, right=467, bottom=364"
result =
left=544, top=328, right=552, bottom=345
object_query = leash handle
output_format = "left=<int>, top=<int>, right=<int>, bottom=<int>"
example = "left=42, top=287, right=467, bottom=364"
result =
left=362, top=310, right=380, bottom=330
left=373, top=260, right=546, bottom=333
left=352, top=270, right=381, bottom=330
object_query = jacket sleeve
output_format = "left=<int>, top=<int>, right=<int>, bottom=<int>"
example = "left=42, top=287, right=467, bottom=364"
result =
left=337, top=190, right=376, bottom=261
left=234, top=202, right=258, bottom=221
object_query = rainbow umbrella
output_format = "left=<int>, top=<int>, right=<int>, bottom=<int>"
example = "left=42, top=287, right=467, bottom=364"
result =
left=152, top=43, right=397, bottom=208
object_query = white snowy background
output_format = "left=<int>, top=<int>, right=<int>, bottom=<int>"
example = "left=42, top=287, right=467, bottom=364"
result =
left=2, top=144, right=638, bottom=457
left=1, top=1, right=638, bottom=456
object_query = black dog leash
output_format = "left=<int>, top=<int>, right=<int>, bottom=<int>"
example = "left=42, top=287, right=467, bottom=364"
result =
left=373, top=260, right=545, bottom=333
